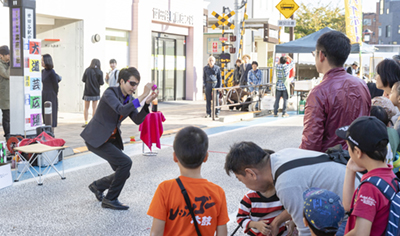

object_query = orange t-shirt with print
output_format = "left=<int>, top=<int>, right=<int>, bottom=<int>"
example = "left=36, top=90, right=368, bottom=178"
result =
left=147, top=176, right=230, bottom=236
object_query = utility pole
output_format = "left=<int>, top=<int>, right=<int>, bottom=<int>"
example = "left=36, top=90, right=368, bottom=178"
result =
left=234, top=0, right=240, bottom=60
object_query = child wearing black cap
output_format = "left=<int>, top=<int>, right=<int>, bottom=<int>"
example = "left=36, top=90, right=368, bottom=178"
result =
left=337, top=116, right=396, bottom=236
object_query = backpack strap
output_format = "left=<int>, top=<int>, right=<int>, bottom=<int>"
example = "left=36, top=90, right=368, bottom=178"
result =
left=358, top=176, right=399, bottom=201
left=273, top=154, right=361, bottom=185
left=175, top=177, right=202, bottom=236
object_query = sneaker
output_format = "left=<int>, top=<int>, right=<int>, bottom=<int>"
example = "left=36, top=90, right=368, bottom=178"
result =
left=205, top=114, right=211, bottom=118
left=82, top=123, right=88, bottom=128
left=274, top=114, right=278, bottom=117
left=215, top=114, right=219, bottom=118
left=282, top=114, right=290, bottom=118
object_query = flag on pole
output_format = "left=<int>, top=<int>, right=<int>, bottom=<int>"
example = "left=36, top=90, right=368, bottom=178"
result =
left=345, top=0, right=363, bottom=44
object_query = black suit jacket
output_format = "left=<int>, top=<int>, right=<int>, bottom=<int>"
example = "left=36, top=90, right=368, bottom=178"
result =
left=240, top=63, right=252, bottom=85
left=81, top=86, right=149, bottom=149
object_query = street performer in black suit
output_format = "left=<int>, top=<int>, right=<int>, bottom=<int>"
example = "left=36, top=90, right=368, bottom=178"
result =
left=81, top=67, right=158, bottom=210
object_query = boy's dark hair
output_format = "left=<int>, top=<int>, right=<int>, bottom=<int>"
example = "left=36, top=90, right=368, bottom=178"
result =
left=89, top=58, right=101, bottom=70
left=173, top=126, right=208, bottom=169
left=224, top=141, right=274, bottom=176
left=371, top=106, right=391, bottom=126
left=251, top=61, right=258, bottom=66
left=118, top=67, right=141, bottom=84
left=376, top=59, right=400, bottom=88
left=0, top=45, right=10, bottom=55
left=303, top=212, right=336, bottom=236
left=42, top=54, right=54, bottom=70
left=236, top=59, right=242, bottom=64
left=316, top=31, right=351, bottom=67
left=279, top=56, right=287, bottom=64
left=109, top=59, right=117, bottom=64
left=348, top=139, right=388, bottom=162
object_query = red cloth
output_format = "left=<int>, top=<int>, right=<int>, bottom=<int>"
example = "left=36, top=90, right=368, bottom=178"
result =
left=19, top=132, right=65, bottom=147
left=287, top=58, right=295, bottom=78
left=345, top=166, right=396, bottom=235
left=139, top=112, right=166, bottom=151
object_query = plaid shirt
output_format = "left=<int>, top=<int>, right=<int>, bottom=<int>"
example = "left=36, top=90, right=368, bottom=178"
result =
left=276, top=62, right=294, bottom=91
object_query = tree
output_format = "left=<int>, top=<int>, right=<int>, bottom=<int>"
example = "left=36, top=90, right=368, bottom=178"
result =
left=293, top=2, right=345, bottom=39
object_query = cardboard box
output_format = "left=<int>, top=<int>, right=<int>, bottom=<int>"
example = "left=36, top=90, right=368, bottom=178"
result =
left=294, top=80, right=315, bottom=91
left=0, top=163, right=12, bottom=190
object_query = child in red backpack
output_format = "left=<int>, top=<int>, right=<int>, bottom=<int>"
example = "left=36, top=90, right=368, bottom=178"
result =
left=337, top=116, right=396, bottom=236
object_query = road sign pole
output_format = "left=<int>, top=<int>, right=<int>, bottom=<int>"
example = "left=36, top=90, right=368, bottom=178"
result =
left=222, top=13, right=225, bottom=85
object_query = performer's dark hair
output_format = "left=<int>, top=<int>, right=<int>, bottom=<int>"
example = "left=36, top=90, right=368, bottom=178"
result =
left=173, top=126, right=208, bottom=169
left=89, top=59, right=101, bottom=70
left=109, top=59, right=117, bottom=64
left=42, top=54, right=54, bottom=70
left=118, top=67, right=141, bottom=84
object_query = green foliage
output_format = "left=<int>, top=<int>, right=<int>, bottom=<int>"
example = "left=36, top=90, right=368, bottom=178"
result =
left=294, top=2, right=345, bottom=39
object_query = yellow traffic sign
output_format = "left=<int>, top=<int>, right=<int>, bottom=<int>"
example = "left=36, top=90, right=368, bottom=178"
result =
left=211, top=11, right=235, bottom=30
left=275, top=0, right=299, bottom=19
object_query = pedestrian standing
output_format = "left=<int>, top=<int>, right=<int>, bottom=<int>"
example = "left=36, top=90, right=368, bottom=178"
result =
left=203, top=56, right=221, bottom=118
left=240, top=54, right=252, bottom=86
left=82, top=59, right=104, bottom=127
left=233, top=58, right=242, bottom=85
left=105, top=59, right=119, bottom=87
left=0, top=45, right=10, bottom=141
left=346, top=61, right=358, bottom=76
left=82, top=67, right=158, bottom=210
left=248, top=61, right=262, bottom=110
left=41, top=54, right=59, bottom=128
left=274, top=56, right=294, bottom=118
left=300, top=31, right=371, bottom=152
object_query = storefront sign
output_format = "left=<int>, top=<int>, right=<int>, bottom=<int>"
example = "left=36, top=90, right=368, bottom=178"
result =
left=25, top=8, right=33, bottom=40
left=12, top=8, right=21, bottom=68
left=152, top=8, right=194, bottom=26
left=23, top=38, right=42, bottom=130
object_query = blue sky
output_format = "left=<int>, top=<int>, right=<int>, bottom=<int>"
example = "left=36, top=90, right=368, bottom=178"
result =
left=296, top=0, right=378, bottom=13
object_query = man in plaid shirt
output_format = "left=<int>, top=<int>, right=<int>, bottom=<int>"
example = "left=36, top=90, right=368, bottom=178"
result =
left=274, top=56, right=294, bottom=117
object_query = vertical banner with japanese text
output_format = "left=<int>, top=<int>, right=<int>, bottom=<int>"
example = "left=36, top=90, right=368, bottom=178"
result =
left=23, top=38, right=42, bottom=131
left=345, top=0, right=363, bottom=44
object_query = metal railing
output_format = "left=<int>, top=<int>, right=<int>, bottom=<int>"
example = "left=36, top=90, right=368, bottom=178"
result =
left=211, top=84, right=273, bottom=120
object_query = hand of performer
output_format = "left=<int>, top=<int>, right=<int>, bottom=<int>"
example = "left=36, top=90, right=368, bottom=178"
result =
left=253, top=221, right=269, bottom=235
left=145, top=90, right=159, bottom=104
left=142, top=82, right=154, bottom=96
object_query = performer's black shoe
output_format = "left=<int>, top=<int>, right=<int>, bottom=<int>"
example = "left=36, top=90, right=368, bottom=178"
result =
left=88, top=182, right=104, bottom=202
left=101, top=198, right=129, bottom=210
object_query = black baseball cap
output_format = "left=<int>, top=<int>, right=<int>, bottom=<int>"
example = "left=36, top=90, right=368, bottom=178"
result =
left=336, top=116, right=388, bottom=153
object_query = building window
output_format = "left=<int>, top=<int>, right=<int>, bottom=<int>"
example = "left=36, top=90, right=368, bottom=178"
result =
left=379, top=27, right=382, bottom=36
left=387, top=8, right=389, bottom=14
left=373, top=18, right=376, bottom=22
left=398, top=25, right=400, bottom=34
left=387, top=25, right=391, bottom=37
left=363, top=19, right=372, bottom=26
left=394, top=42, right=398, bottom=45
left=380, top=0, right=384, bottom=14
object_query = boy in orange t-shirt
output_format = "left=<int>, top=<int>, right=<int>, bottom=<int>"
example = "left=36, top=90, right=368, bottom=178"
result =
left=147, top=126, right=229, bottom=236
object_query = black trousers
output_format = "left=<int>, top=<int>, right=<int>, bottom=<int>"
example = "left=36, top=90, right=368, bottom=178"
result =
left=86, top=139, right=132, bottom=201
left=1, top=109, right=10, bottom=139
left=274, top=90, right=288, bottom=115
left=205, top=82, right=220, bottom=115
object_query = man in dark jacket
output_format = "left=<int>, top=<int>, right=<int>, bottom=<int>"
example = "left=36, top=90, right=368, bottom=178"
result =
left=239, top=54, right=252, bottom=86
left=300, top=31, right=371, bottom=152
left=346, top=61, right=358, bottom=75
left=81, top=67, right=157, bottom=210
left=203, top=56, right=221, bottom=118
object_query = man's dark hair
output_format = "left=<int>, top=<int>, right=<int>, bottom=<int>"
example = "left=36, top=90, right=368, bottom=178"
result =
left=303, top=212, right=336, bottom=236
left=348, top=139, right=388, bottom=162
left=376, top=59, right=400, bottom=88
left=371, top=106, right=391, bottom=126
left=42, top=54, right=54, bottom=70
left=89, top=58, right=101, bottom=70
left=0, top=45, right=10, bottom=56
left=251, top=61, right=258, bottom=66
left=118, top=67, right=141, bottom=84
left=109, top=59, right=117, bottom=64
left=316, top=31, right=351, bottom=67
left=173, top=126, right=208, bottom=169
left=279, top=56, right=287, bottom=64
left=225, top=141, right=274, bottom=176
left=393, top=54, right=400, bottom=63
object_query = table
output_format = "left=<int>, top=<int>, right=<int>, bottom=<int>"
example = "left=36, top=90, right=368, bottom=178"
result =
left=139, top=112, right=166, bottom=156
left=13, top=143, right=66, bottom=185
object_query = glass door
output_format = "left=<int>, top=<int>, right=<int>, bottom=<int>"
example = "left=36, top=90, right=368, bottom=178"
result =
left=164, top=39, right=176, bottom=101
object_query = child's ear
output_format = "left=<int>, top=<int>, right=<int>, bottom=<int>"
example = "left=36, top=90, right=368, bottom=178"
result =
left=244, top=168, right=257, bottom=180
left=354, top=146, right=363, bottom=159
left=303, top=217, right=309, bottom=227
left=173, top=152, right=178, bottom=163
left=203, top=152, right=209, bottom=163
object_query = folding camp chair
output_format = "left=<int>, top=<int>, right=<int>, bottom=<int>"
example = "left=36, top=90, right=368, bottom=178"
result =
left=13, top=143, right=66, bottom=185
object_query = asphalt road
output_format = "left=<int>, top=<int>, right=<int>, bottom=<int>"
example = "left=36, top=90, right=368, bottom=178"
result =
left=0, top=115, right=304, bottom=236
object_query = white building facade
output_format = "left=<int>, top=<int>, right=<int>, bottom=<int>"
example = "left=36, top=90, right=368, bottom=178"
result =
left=0, top=0, right=204, bottom=113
